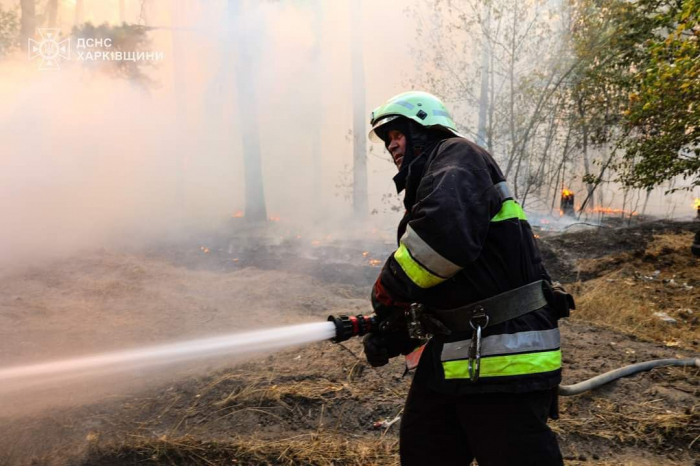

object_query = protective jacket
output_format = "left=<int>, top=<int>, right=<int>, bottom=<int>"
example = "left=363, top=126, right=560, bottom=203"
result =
left=375, top=137, right=561, bottom=394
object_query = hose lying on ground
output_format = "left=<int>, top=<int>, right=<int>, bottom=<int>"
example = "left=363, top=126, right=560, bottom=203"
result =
left=558, top=358, right=700, bottom=396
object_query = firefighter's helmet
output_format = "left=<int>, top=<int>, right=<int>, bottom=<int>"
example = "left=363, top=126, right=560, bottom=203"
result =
left=368, top=91, right=462, bottom=142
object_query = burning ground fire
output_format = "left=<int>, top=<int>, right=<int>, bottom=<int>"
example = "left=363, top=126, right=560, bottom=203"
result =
left=587, top=206, right=639, bottom=216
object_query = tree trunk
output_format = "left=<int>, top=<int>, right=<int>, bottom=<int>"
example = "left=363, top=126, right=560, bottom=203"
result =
left=640, top=188, right=652, bottom=217
left=74, top=0, right=84, bottom=25
left=549, top=121, right=572, bottom=215
left=487, top=47, right=496, bottom=154
left=522, top=110, right=557, bottom=209
left=577, top=150, right=615, bottom=218
left=20, top=0, right=36, bottom=52
left=577, top=97, right=595, bottom=210
left=476, top=6, right=491, bottom=149
left=505, top=8, right=517, bottom=177
left=230, top=0, right=267, bottom=223
left=310, top=0, right=324, bottom=217
left=47, top=0, right=58, bottom=28
left=119, top=0, right=126, bottom=23
left=350, top=0, right=368, bottom=219
left=171, top=1, right=186, bottom=217
left=139, top=0, right=150, bottom=26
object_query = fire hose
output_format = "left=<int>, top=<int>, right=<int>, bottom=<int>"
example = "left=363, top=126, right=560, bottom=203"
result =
left=327, top=314, right=700, bottom=396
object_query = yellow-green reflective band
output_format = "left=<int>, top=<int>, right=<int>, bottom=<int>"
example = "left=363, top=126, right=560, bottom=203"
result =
left=491, top=199, right=528, bottom=222
left=442, top=350, right=561, bottom=379
left=394, top=243, right=446, bottom=289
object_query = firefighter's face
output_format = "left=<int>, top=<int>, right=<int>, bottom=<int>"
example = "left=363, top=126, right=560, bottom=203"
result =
left=386, top=130, right=406, bottom=169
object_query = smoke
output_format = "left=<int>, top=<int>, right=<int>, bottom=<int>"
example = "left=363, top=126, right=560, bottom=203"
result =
left=0, top=0, right=418, bottom=269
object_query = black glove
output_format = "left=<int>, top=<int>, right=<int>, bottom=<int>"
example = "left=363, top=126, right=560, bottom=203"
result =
left=362, top=331, right=418, bottom=367
left=548, top=281, right=575, bottom=319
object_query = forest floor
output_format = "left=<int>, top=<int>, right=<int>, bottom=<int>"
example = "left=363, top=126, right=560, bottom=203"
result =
left=0, top=218, right=698, bottom=466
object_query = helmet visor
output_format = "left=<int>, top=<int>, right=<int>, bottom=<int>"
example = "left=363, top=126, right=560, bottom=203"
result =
left=368, top=115, right=402, bottom=143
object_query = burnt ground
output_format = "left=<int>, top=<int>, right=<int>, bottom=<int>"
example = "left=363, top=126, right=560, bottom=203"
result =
left=0, top=219, right=698, bottom=466
left=537, top=220, right=698, bottom=284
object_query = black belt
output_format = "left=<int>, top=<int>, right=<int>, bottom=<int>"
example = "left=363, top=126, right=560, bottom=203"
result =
left=432, top=280, right=549, bottom=332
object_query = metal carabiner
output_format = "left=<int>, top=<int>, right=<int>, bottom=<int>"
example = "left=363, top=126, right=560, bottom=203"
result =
left=467, top=308, right=489, bottom=382
left=406, top=303, right=428, bottom=340
left=468, top=323, right=482, bottom=382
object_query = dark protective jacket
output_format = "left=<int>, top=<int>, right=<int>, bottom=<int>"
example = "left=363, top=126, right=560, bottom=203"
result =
left=375, top=137, right=561, bottom=394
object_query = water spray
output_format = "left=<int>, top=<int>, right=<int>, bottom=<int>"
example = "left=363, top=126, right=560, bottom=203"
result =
left=0, top=322, right=336, bottom=389
left=0, top=317, right=372, bottom=396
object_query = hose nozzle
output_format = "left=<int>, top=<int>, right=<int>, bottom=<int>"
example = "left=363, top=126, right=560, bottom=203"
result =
left=328, top=314, right=377, bottom=343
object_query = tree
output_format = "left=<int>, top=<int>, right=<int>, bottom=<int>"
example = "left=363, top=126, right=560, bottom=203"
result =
left=622, top=0, right=699, bottom=190
left=0, top=4, right=19, bottom=58
left=20, top=0, right=35, bottom=52
left=47, top=0, right=58, bottom=28
left=351, top=0, right=368, bottom=218
left=408, top=0, right=579, bottom=205
left=71, top=22, right=155, bottom=85
left=571, top=0, right=699, bottom=192
left=75, top=0, right=84, bottom=25
left=229, top=0, right=267, bottom=222
left=119, top=0, right=127, bottom=24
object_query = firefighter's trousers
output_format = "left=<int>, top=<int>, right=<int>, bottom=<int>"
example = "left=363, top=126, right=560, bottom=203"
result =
left=400, top=367, right=564, bottom=466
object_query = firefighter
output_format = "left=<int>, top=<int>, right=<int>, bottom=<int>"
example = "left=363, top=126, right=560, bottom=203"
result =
left=364, top=91, right=573, bottom=465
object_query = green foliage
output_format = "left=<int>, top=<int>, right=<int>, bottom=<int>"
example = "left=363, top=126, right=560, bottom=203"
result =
left=72, top=22, right=155, bottom=86
left=572, top=0, right=700, bottom=191
left=0, top=4, right=19, bottom=58
left=624, top=0, right=699, bottom=189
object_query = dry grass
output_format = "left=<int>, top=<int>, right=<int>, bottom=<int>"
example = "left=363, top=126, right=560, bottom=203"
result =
left=552, top=396, right=700, bottom=450
left=84, top=432, right=399, bottom=466
left=571, top=233, right=699, bottom=347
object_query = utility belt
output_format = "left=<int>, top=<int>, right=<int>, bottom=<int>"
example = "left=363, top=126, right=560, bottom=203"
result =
left=404, top=280, right=574, bottom=381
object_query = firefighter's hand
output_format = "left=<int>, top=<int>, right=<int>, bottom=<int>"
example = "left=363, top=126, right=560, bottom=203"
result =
left=362, top=332, right=417, bottom=367
left=371, top=278, right=409, bottom=323
left=549, top=281, right=576, bottom=318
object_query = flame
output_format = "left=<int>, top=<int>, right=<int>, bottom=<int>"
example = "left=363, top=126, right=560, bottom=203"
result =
left=232, top=211, right=244, bottom=218
left=362, top=251, right=369, bottom=257
left=269, top=215, right=280, bottom=222
left=561, top=189, right=574, bottom=198
left=587, top=206, right=638, bottom=216
left=694, top=198, right=700, bottom=209
left=200, top=246, right=210, bottom=253
left=311, top=240, right=321, bottom=246
left=369, top=259, right=382, bottom=267
left=534, top=234, right=540, bottom=239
